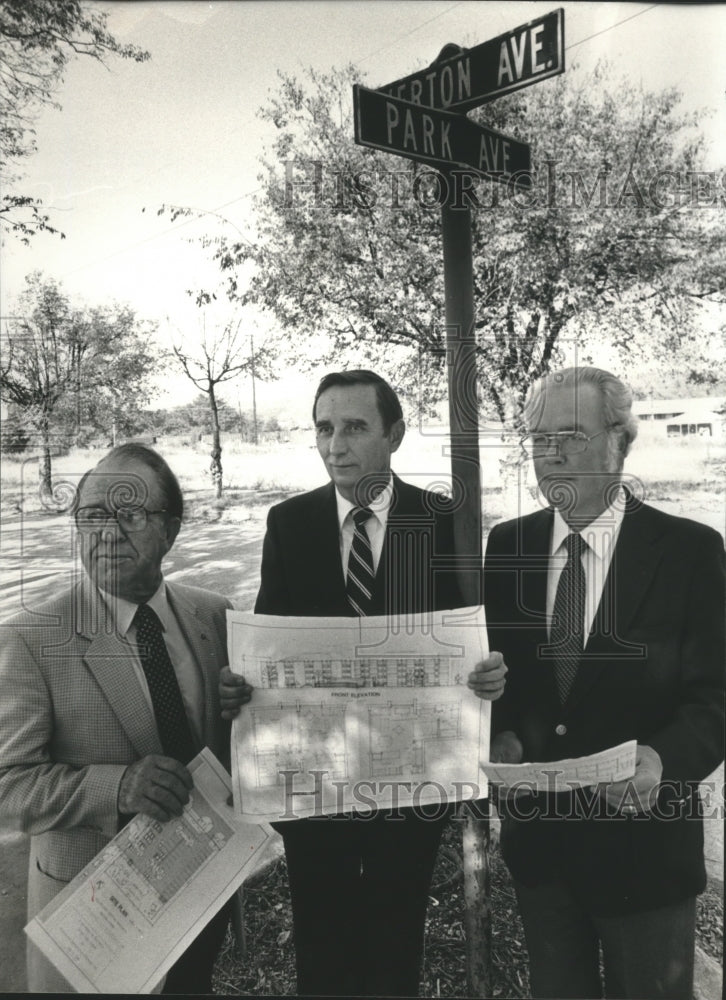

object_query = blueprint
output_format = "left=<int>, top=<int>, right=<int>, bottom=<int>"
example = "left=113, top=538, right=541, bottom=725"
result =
left=228, top=607, right=491, bottom=820
left=25, top=749, right=277, bottom=994
left=228, top=605, right=486, bottom=689
left=480, top=740, right=637, bottom=791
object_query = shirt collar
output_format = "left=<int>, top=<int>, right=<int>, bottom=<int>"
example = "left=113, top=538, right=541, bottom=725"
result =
left=99, top=579, right=168, bottom=637
left=335, top=474, right=394, bottom=531
left=551, top=485, right=626, bottom=558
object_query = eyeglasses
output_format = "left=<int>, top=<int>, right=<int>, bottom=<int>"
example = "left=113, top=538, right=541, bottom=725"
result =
left=74, top=506, right=167, bottom=534
left=520, top=429, right=610, bottom=457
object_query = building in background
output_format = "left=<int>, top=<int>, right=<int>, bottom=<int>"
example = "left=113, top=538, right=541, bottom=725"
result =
left=633, top=397, right=726, bottom=439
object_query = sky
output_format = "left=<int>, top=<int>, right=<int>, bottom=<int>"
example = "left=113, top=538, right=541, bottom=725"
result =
left=2, top=1, right=725, bottom=416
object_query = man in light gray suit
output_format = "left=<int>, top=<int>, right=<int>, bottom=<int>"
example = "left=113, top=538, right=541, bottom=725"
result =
left=0, top=443, right=250, bottom=993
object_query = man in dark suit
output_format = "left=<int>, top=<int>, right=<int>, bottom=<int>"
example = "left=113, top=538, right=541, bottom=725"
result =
left=222, top=369, right=506, bottom=996
left=0, top=444, right=251, bottom=993
left=484, top=367, right=725, bottom=999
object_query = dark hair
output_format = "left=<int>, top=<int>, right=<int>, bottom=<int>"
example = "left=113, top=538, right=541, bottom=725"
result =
left=76, top=443, right=184, bottom=521
left=312, top=370, right=403, bottom=433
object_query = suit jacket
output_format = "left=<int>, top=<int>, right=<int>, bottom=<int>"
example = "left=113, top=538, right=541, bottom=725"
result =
left=0, top=579, right=231, bottom=990
left=255, top=475, right=465, bottom=616
left=484, top=495, right=725, bottom=915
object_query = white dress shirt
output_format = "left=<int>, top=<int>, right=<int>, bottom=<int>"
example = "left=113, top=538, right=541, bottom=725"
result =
left=99, top=580, right=205, bottom=744
left=335, top=476, right=393, bottom=578
left=546, top=487, right=626, bottom=646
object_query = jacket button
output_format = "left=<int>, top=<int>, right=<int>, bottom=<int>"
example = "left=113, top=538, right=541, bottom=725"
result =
left=555, top=723, right=567, bottom=736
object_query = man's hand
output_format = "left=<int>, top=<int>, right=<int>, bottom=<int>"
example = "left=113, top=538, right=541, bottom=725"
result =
left=118, top=755, right=193, bottom=823
left=486, top=730, right=529, bottom=807
left=490, top=730, right=524, bottom=765
left=598, top=744, right=663, bottom=815
left=219, top=666, right=254, bottom=720
left=467, top=651, right=507, bottom=700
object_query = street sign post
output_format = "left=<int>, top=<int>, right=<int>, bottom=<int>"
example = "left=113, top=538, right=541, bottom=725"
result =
left=379, top=7, right=564, bottom=111
left=351, top=12, right=565, bottom=997
left=353, top=85, right=531, bottom=187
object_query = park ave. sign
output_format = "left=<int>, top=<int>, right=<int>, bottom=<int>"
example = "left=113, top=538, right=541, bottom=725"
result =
left=353, top=86, right=531, bottom=187
left=379, top=8, right=564, bottom=112
left=353, top=8, right=563, bottom=184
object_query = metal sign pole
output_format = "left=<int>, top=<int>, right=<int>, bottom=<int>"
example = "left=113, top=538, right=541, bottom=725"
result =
left=434, top=42, right=490, bottom=999
left=440, top=171, right=491, bottom=999
left=352, top=18, right=566, bottom=992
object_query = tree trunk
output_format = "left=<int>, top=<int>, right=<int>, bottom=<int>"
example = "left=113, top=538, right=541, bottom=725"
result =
left=38, top=422, right=53, bottom=507
left=208, top=386, right=223, bottom=499
left=498, top=390, right=531, bottom=520
left=463, top=802, right=492, bottom=997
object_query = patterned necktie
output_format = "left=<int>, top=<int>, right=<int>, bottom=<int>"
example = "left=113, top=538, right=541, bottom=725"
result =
left=346, top=507, right=375, bottom=616
left=550, top=532, right=587, bottom=703
left=133, top=603, right=196, bottom=764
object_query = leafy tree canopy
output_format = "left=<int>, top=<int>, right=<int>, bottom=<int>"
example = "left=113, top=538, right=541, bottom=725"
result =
left=191, top=60, right=725, bottom=430
left=0, top=0, right=149, bottom=242
left=0, top=271, right=159, bottom=495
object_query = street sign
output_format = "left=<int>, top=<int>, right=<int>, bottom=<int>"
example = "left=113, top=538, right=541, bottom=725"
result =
left=378, top=8, right=564, bottom=112
left=353, top=86, right=531, bottom=187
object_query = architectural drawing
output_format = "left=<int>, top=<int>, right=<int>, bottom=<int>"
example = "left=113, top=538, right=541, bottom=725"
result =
left=247, top=700, right=349, bottom=788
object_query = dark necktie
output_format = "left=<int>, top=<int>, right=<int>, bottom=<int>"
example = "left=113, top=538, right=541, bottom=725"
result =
left=133, top=603, right=196, bottom=764
left=550, top=532, right=587, bottom=703
left=346, top=507, right=375, bottom=616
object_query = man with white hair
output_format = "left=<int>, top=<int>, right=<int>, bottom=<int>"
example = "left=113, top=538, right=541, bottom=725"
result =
left=485, top=367, right=724, bottom=999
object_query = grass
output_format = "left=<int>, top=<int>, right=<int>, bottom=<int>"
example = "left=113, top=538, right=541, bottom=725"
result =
left=3, top=428, right=724, bottom=527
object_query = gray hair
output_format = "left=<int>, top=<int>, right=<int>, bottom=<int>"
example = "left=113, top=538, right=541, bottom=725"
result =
left=524, top=367, right=638, bottom=467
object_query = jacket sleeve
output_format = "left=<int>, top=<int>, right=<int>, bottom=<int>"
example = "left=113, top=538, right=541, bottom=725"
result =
left=646, top=526, right=725, bottom=785
left=0, top=627, right=126, bottom=839
left=484, top=523, right=521, bottom=738
left=254, top=506, right=290, bottom=615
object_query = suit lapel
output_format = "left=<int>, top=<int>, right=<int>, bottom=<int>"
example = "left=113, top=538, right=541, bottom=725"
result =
left=565, top=498, right=668, bottom=713
left=166, top=583, right=217, bottom=746
left=77, top=582, right=162, bottom=758
left=373, top=476, right=426, bottom=615
left=312, top=483, right=350, bottom=611
left=519, top=511, right=562, bottom=709
left=519, top=510, right=552, bottom=630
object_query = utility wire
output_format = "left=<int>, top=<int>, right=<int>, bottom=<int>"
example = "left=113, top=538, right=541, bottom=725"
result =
left=565, top=3, right=659, bottom=51
left=59, top=2, right=662, bottom=278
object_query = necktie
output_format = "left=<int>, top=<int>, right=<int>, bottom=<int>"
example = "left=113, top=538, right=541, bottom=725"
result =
left=550, top=532, right=587, bottom=703
left=346, top=507, right=375, bottom=616
left=133, top=603, right=196, bottom=764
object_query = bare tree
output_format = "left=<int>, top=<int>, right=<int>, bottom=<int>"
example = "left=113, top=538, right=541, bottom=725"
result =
left=172, top=316, right=270, bottom=498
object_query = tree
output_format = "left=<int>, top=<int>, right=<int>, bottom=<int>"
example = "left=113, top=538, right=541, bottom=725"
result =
left=0, top=0, right=149, bottom=242
left=194, top=62, right=726, bottom=467
left=0, top=272, right=159, bottom=500
left=171, top=315, right=272, bottom=497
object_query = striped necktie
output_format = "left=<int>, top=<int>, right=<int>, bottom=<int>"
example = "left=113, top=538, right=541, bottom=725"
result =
left=133, top=603, right=196, bottom=764
left=346, top=507, right=375, bottom=616
left=550, top=532, right=587, bottom=703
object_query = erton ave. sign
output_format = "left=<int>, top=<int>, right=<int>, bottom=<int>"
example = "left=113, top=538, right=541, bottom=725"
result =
left=378, top=8, right=564, bottom=111
left=353, top=85, right=531, bottom=188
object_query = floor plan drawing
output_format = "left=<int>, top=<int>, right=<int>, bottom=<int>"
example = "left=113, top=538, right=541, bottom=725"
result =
left=367, top=700, right=463, bottom=778
left=228, top=608, right=491, bottom=820
left=246, top=700, right=350, bottom=788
